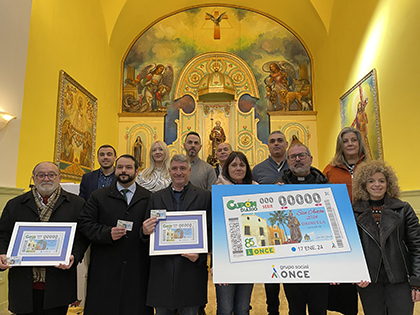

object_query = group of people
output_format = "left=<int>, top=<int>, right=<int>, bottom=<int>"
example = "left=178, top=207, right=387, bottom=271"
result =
left=0, top=127, right=419, bottom=315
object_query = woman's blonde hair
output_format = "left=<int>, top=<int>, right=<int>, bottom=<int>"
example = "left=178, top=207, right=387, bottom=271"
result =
left=141, top=141, right=170, bottom=180
left=330, top=127, right=369, bottom=166
left=352, top=160, right=400, bottom=201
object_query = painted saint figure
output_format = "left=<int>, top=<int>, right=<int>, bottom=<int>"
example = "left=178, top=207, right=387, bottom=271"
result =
left=61, top=119, right=75, bottom=162
left=263, top=61, right=298, bottom=111
left=353, top=101, right=373, bottom=159
left=264, top=63, right=288, bottom=111
left=209, top=121, right=226, bottom=158
left=287, top=211, right=302, bottom=243
left=133, top=136, right=144, bottom=168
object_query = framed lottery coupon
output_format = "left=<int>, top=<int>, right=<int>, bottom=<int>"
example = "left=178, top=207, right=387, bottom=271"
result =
left=6, top=222, right=77, bottom=266
left=150, top=211, right=208, bottom=256
left=212, top=184, right=370, bottom=284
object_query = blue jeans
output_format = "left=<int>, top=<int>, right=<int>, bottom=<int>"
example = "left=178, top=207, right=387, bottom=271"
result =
left=155, top=306, right=199, bottom=315
left=215, top=283, right=254, bottom=315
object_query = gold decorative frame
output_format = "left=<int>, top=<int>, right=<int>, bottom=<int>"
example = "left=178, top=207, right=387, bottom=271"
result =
left=54, top=70, right=98, bottom=180
left=340, top=69, right=383, bottom=160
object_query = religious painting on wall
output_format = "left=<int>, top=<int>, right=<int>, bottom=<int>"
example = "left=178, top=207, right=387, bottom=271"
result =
left=54, top=70, right=98, bottom=180
left=340, top=69, right=383, bottom=160
left=121, top=5, right=313, bottom=144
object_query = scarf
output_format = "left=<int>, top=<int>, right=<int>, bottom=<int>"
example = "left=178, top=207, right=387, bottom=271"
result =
left=31, top=185, right=61, bottom=283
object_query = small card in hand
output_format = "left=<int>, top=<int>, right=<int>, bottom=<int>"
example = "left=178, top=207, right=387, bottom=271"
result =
left=151, top=209, right=166, bottom=219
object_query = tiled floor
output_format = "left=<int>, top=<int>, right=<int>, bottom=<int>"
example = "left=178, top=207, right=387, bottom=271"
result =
left=2, top=278, right=420, bottom=314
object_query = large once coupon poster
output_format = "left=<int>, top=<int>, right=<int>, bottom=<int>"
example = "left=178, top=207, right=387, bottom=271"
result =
left=212, top=184, right=370, bottom=283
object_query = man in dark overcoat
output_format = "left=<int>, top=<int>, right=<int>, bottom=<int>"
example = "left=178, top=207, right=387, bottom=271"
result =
left=79, top=144, right=117, bottom=201
left=142, top=154, right=212, bottom=315
left=78, top=154, right=153, bottom=315
left=0, top=162, right=88, bottom=315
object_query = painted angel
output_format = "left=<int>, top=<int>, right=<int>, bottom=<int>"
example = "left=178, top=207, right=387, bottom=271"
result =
left=262, top=61, right=296, bottom=111
left=136, top=63, right=174, bottom=112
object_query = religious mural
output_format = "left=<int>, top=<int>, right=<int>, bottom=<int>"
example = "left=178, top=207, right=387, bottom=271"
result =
left=122, top=5, right=313, bottom=144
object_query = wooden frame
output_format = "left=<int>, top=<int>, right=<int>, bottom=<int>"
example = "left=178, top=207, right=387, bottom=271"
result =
left=340, top=69, right=383, bottom=159
left=54, top=70, right=98, bottom=179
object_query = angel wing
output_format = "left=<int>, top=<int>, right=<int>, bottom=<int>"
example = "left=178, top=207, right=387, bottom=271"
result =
left=206, top=12, right=216, bottom=23
left=215, top=12, right=227, bottom=24
left=137, top=63, right=156, bottom=94
left=162, top=65, right=174, bottom=92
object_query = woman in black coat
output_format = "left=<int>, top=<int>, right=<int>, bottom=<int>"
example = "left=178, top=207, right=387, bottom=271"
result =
left=353, top=160, right=420, bottom=315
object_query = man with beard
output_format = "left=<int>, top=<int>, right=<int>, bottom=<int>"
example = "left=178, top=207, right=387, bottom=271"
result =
left=183, top=131, right=217, bottom=191
left=0, top=162, right=87, bottom=315
left=183, top=132, right=216, bottom=315
left=79, top=144, right=117, bottom=201
left=78, top=154, right=153, bottom=315
left=274, top=141, right=330, bottom=315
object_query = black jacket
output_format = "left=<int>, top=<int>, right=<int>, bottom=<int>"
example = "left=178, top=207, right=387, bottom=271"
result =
left=0, top=190, right=87, bottom=314
left=79, top=168, right=116, bottom=201
left=353, top=196, right=420, bottom=286
left=145, top=183, right=211, bottom=309
left=78, top=182, right=153, bottom=315
left=275, top=166, right=329, bottom=184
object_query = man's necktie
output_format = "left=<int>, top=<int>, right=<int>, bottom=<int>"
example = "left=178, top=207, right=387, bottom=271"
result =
left=121, top=189, right=129, bottom=203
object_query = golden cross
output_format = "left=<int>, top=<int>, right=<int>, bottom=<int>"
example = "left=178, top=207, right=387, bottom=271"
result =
left=205, top=11, right=228, bottom=40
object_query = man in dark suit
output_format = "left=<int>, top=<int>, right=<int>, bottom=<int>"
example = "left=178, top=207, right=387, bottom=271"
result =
left=142, top=154, right=211, bottom=315
left=0, top=162, right=88, bottom=315
left=78, top=154, right=153, bottom=315
left=79, top=144, right=117, bottom=201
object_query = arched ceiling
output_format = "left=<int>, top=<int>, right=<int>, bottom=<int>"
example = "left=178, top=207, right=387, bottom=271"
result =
left=99, top=0, right=334, bottom=59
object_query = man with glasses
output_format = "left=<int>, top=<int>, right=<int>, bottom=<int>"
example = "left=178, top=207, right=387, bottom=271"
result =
left=79, top=144, right=117, bottom=201
left=274, top=141, right=329, bottom=185
left=252, top=130, right=289, bottom=315
left=78, top=154, right=153, bottom=315
left=0, top=162, right=88, bottom=315
left=274, top=141, right=330, bottom=315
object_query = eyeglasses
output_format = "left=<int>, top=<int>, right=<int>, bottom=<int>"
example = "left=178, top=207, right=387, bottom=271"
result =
left=287, top=152, right=309, bottom=161
left=34, top=173, right=58, bottom=180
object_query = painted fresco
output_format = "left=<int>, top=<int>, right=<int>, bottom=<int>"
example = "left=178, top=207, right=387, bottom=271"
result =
left=122, top=6, right=312, bottom=144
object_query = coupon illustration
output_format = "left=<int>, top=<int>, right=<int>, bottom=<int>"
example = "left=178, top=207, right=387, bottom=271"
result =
left=159, top=220, right=199, bottom=245
left=223, top=187, right=350, bottom=263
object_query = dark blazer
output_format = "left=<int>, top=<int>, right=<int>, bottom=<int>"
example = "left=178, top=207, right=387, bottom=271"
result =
left=78, top=182, right=153, bottom=315
left=145, top=183, right=211, bottom=309
left=0, top=190, right=87, bottom=314
left=79, top=168, right=116, bottom=201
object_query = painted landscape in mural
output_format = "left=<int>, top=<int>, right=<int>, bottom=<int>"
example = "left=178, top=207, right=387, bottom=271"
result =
left=122, top=6, right=312, bottom=144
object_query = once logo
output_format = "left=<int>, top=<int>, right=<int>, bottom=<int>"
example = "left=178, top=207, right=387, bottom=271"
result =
left=246, top=247, right=275, bottom=256
left=279, top=270, right=310, bottom=279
